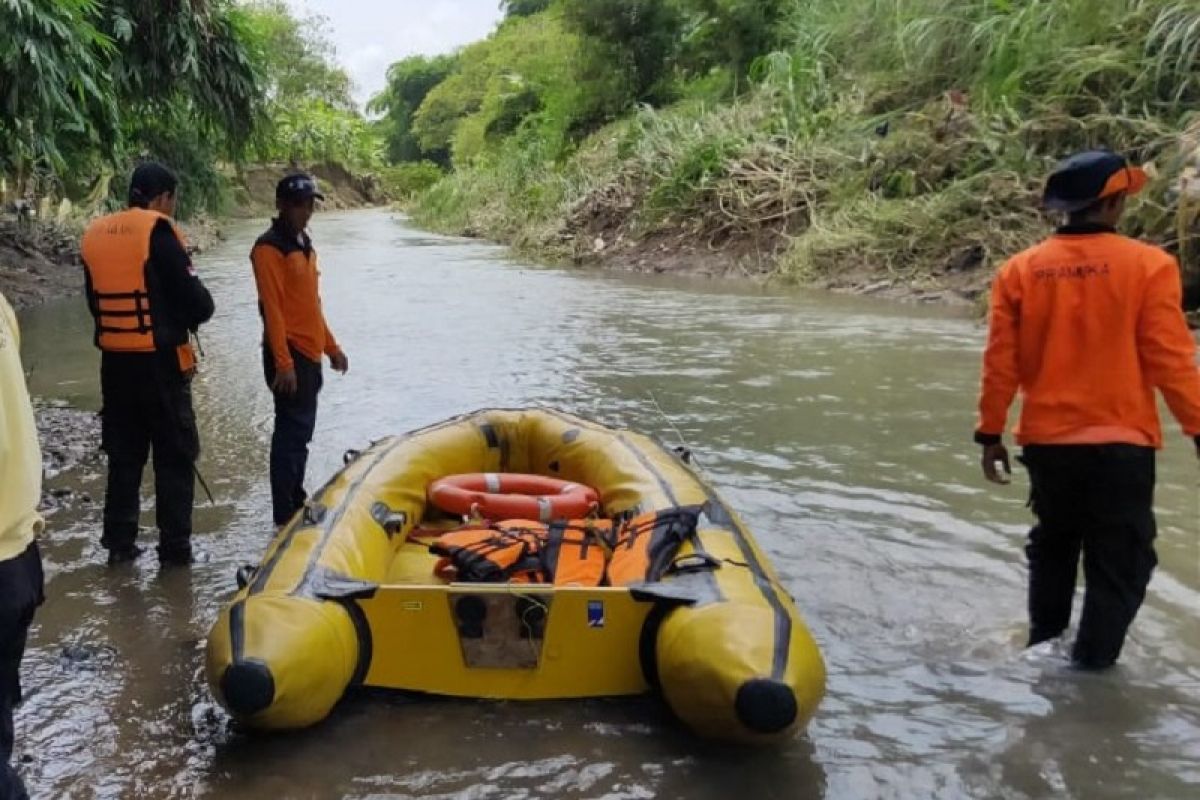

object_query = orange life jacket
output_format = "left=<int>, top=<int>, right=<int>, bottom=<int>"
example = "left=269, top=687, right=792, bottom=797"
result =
left=541, top=519, right=610, bottom=587
left=80, top=208, right=186, bottom=354
left=430, top=524, right=545, bottom=584
left=430, top=508, right=703, bottom=587
left=430, top=519, right=612, bottom=587
left=605, top=507, right=702, bottom=586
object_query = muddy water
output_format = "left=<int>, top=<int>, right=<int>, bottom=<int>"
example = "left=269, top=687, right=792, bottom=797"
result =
left=13, top=209, right=1200, bottom=799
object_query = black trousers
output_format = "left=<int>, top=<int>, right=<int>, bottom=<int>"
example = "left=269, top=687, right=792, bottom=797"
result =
left=263, top=346, right=323, bottom=526
left=1021, top=444, right=1158, bottom=668
left=99, top=353, right=199, bottom=559
left=1, top=542, right=43, bottom=800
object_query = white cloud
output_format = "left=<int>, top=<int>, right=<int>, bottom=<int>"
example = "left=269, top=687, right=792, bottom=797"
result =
left=285, top=0, right=504, bottom=105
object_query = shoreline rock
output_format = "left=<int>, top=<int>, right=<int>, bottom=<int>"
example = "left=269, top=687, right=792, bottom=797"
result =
left=34, top=399, right=101, bottom=517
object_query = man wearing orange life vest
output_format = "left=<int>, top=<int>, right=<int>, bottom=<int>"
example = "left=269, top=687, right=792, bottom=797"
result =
left=81, top=163, right=215, bottom=567
left=251, top=174, right=349, bottom=527
left=976, top=150, right=1200, bottom=669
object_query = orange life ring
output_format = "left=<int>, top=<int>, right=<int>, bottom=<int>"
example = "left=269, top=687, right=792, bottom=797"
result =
left=428, top=473, right=599, bottom=522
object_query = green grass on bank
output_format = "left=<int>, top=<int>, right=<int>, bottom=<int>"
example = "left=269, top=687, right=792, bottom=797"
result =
left=409, top=0, right=1200, bottom=295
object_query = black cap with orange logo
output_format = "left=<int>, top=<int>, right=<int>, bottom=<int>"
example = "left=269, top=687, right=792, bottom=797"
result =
left=1042, top=150, right=1147, bottom=213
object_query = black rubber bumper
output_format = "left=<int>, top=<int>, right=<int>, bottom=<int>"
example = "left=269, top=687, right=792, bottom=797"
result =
left=221, top=659, right=276, bottom=717
left=735, top=678, right=798, bottom=734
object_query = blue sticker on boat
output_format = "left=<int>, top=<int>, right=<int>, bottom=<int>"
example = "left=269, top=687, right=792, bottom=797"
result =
left=587, top=600, right=605, bottom=628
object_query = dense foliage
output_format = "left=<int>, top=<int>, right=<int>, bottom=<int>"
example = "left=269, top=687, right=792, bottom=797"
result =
left=367, top=54, right=459, bottom=165
left=240, top=1, right=381, bottom=170
left=0, top=0, right=383, bottom=217
left=393, top=0, right=1200, bottom=297
left=0, top=0, right=118, bottom=190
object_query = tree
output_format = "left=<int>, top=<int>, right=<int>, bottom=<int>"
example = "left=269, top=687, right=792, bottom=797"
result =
left=0, top=0, right=367, bottom=216
left=409, top=10, right=600, bottom=166
left=103, top=0, right=263, bottom=148
left=368, top=54, right=459, bottom=164
left=679, top=0, right=788, bottom=88
left=561, top=0, right=684, bottom=108
left=0, top=0, right=118, bottom=194
left=94, top=0, right=266, bottom=214
left=239, top=1, right=381, bottom=171
left=238, top=0, right=355, bottom=110
left=501, top=0, right=552, bottom=17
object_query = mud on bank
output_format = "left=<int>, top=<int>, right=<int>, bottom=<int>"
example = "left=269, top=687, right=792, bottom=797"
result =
left=34, top=399, right=102, bottom=519
left=0, top=217, right=225, bottom=311
left=1, top=162, right=386, bottom=310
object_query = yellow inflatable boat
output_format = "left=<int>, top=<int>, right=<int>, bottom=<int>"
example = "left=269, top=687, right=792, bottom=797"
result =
left=205, top=408, right=825, bottom=743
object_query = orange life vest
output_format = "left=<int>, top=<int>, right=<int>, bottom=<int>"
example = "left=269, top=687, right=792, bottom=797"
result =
left=430, top=524, right=545, bottom=584
left=80, top=208, right=186, bottom=354
left=605, top=507, right=702, bottom=586
left=541, top=520, right=610, bottom=587
left=430, top=519, right=612, bottom=587
left=429, top=507, right=703, bottom=587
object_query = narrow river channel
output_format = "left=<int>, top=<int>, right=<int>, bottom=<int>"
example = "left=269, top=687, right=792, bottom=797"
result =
left=13, top=208, right=1200, bottom=799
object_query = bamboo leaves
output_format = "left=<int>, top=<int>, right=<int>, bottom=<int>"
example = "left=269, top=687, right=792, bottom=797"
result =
left=0, top=0, right=118, bottom=187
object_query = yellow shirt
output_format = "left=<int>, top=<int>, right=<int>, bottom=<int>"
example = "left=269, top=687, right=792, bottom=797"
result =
left=0, top=292, right=43, bottom=560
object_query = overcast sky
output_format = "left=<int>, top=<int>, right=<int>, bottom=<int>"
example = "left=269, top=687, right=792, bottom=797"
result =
left=286, top=0, right=504, bottom=105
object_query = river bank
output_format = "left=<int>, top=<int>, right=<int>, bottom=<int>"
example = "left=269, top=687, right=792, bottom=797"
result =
left=410, top=101, right=1200, bottom=312
left=0, top=163, right=387, bottom=311
left=395, top=0, right=1200, bottom=312
left=229, top=162, right=388, bottom=218
left=0, top=216, right=228, bottom=311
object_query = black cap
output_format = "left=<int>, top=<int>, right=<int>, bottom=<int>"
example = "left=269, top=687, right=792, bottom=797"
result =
left=128, top=162, right=177, bottom=207
left=1043, top=150, right=1147, bottom=213
left=276, top=173, right=325, bottom=203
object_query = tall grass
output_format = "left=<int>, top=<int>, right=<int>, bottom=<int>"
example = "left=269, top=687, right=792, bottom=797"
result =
left=412, top=0, right=1200, bottom=294
left=780, top=0, right=1200, bottom=115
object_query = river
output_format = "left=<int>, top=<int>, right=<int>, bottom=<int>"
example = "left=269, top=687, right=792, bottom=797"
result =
left=12, top=208, right=1200, bottom=799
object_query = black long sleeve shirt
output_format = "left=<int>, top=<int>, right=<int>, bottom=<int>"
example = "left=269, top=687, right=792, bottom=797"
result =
left=145, top=220, right=215, bottom=343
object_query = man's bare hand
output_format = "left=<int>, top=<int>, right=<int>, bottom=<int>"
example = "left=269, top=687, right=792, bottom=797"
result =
left=272, top=368, right=298, bottom=395
left=330, top=350, right=349, bottom=374
left=982, top=442, right=1012, bottom=484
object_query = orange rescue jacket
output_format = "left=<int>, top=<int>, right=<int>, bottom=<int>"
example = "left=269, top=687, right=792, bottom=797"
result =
left=430, top=519, right=610, bottom=587
left=81, top=208, right=181, bottom=353
left=978, top=229, right=1200, bottom=447
left=606, top=507, right=704, bottom=586
left=250, top=220, right=341, bottom=372
left=429, top=507, right=704, bottom=588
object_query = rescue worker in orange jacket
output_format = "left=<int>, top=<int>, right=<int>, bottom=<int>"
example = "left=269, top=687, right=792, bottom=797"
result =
left=81, top=163, right=215, bottom=567
left=251, top=174, right=349, bottom=527
left=976, top=150, right=1200, bottom=669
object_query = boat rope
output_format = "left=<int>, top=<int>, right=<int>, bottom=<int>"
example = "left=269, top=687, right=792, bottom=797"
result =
left=646, top=390, right=706, bottom=471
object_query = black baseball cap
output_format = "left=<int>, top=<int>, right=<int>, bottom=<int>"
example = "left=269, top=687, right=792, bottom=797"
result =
left=276, top=173, right=325, bottom=203
left=1042, top=150, right=1147, bottom=213
left=129, top=162, right=178, bottom=206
